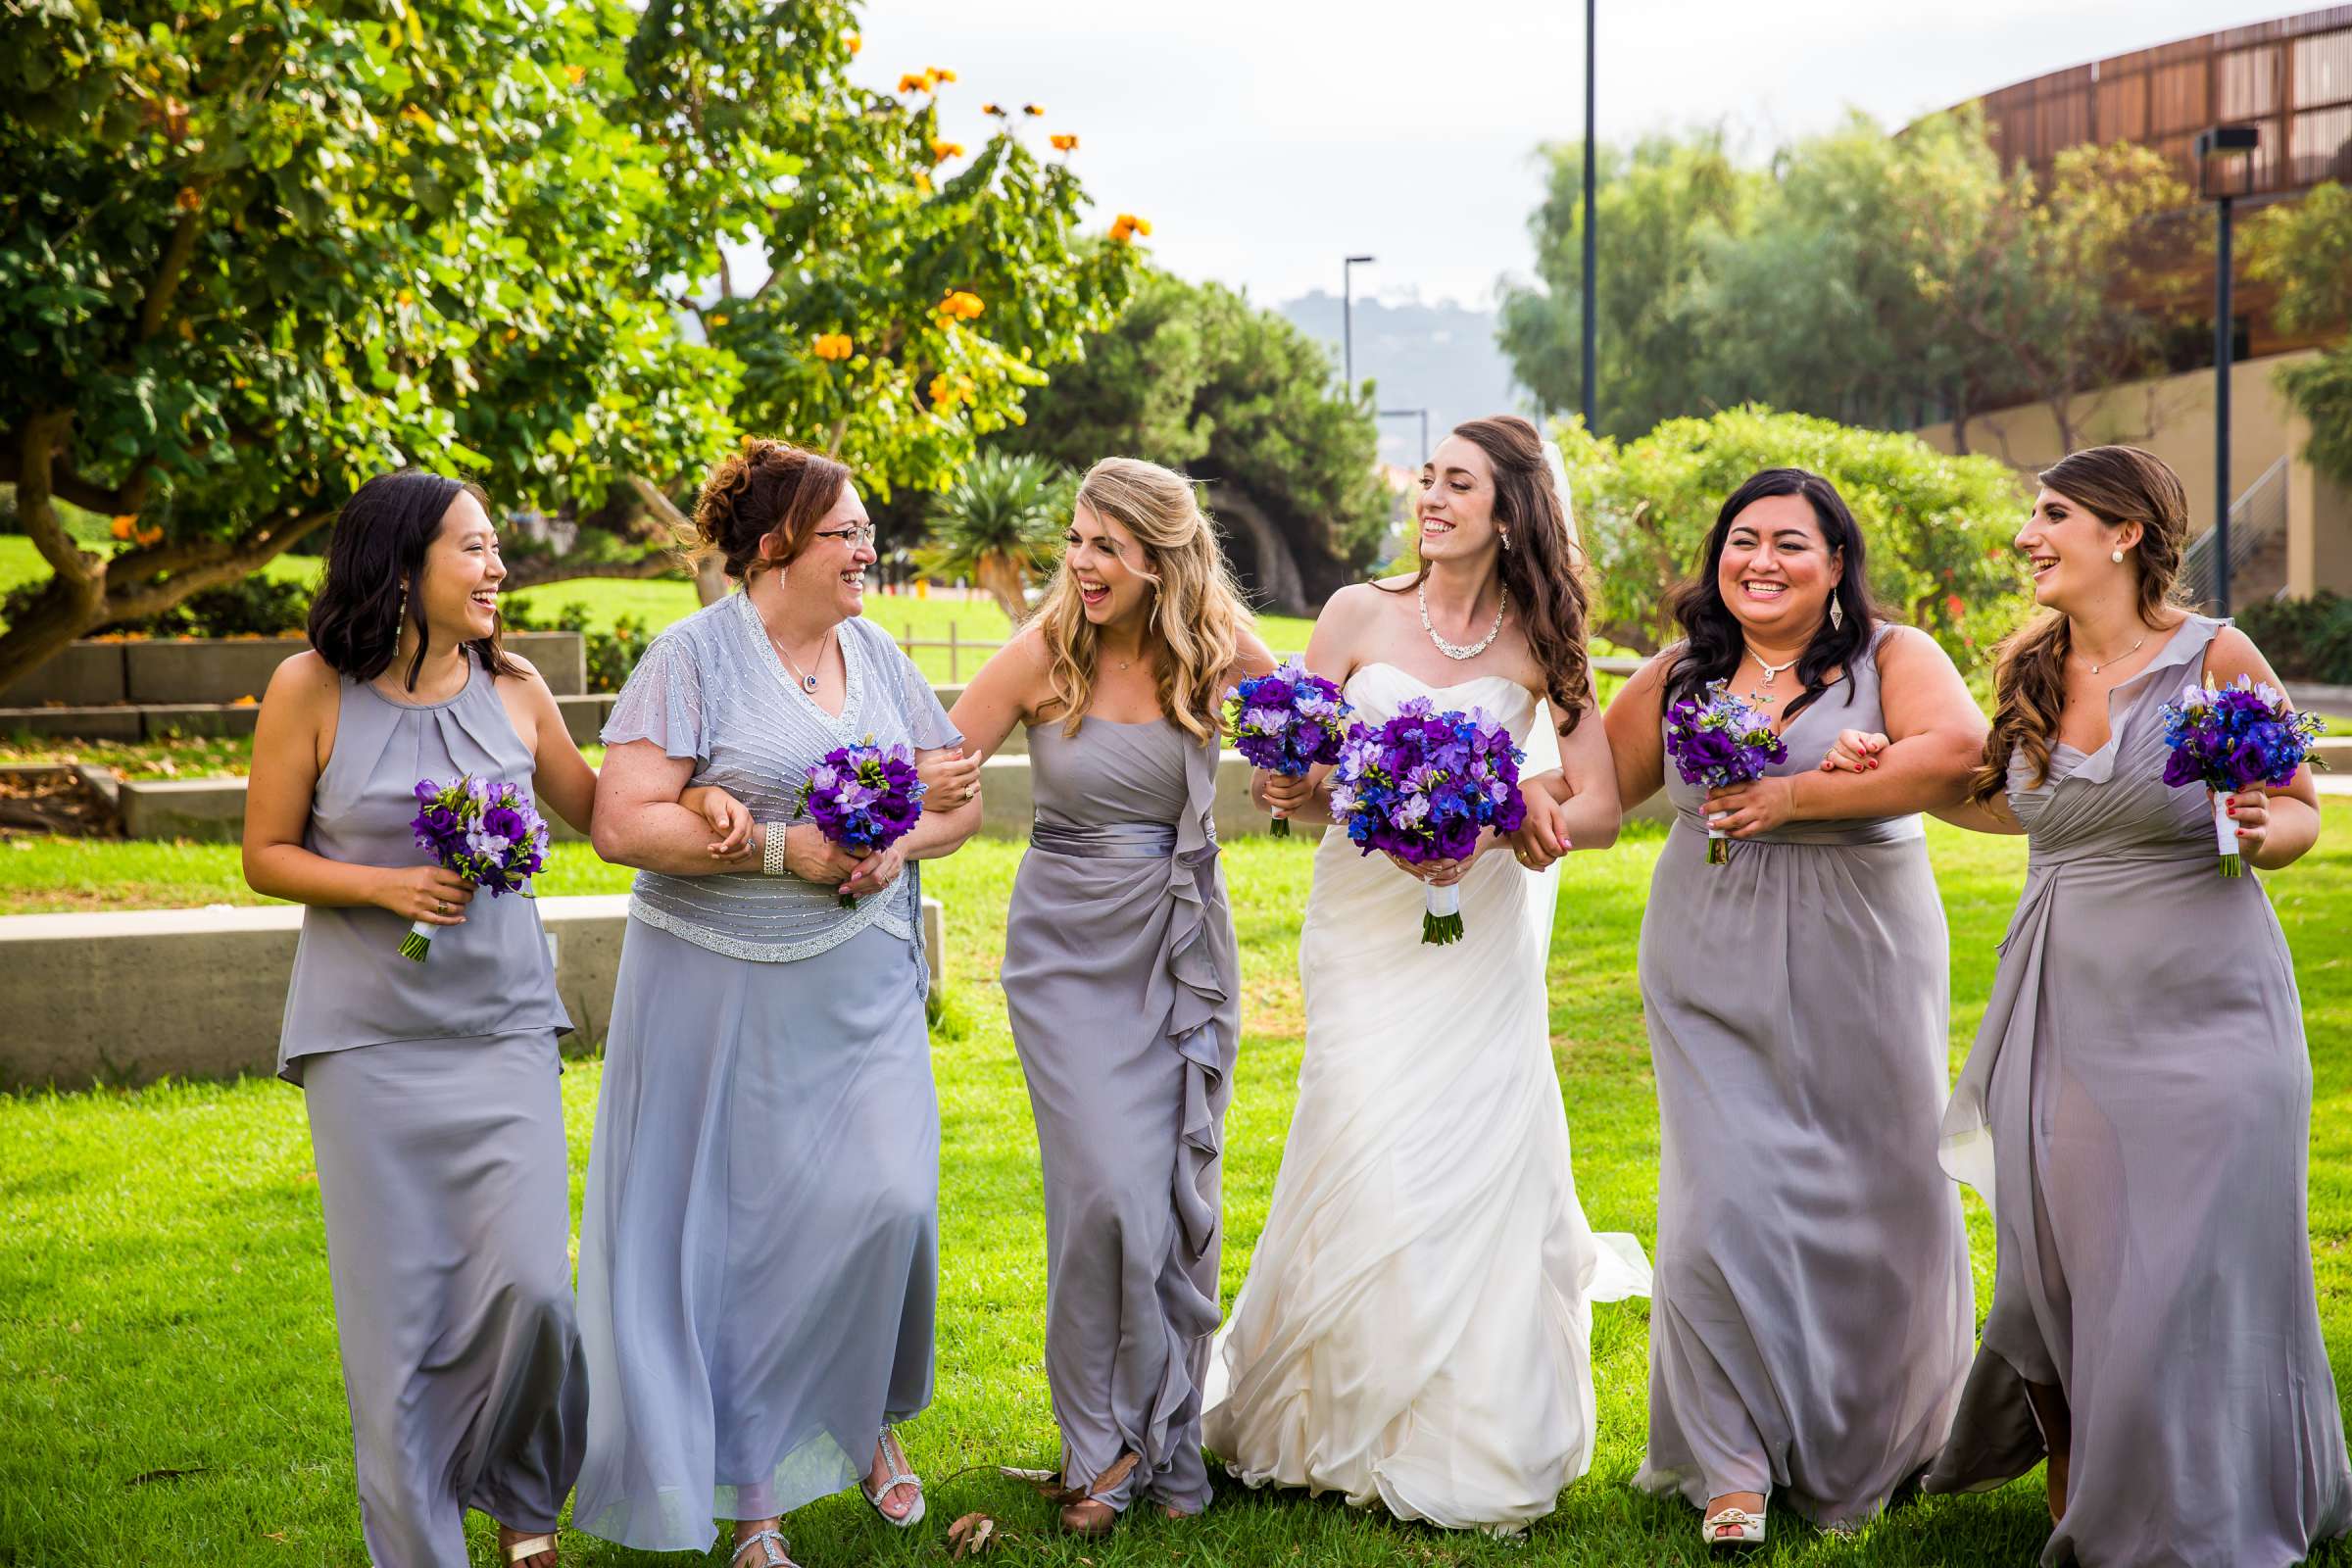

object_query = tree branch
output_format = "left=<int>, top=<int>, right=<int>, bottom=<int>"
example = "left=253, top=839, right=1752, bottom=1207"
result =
left=13, top=413, right=103, bottom=590
left=0, top=434, right=148, bottom=517
left=139, top=202, right=207, bottom=344
left=101, top=510, right=335, bottom=622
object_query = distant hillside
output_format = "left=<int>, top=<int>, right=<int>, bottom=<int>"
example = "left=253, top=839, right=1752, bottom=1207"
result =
left=1276, top=292, right=1532, bottom=468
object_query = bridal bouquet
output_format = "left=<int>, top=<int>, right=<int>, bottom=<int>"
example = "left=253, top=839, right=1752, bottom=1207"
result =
left=2158, top=676, right=2325, bottom=876
left=1663, top=681, right=1788, bottom=865
left=1225, top=657, right=1351, bottom=837
left=1327, top=696, right=1525, bottom=945
left=794, top=737, right=928, bottom=906
left=403, top=776, right=549, bottom=960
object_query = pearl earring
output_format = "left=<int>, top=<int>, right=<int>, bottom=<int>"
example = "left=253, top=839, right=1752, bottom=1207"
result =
left=2111, top=549, right=2125, bottom=564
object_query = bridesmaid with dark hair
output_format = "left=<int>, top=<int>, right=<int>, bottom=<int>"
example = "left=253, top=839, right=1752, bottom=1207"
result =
left=1601, top=468, right=1984, bottom=1548
left=244, top=471, right=742, bottom=1568
left=1832, top=446, right=2349, bottom=1566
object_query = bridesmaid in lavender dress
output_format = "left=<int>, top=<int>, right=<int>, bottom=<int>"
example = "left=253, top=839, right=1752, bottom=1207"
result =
left=951, top=457, right=1276, bottom=1536
left=1601, top=468, right=1983, bottom=1549
left=246, top=470, right=731, bottom=1568
left=1832, top=446, right=2348, bottom=1567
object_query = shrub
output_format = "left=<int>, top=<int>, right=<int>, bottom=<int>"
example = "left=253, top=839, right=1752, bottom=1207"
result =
left=2236, top=592, right=2352, bottom=685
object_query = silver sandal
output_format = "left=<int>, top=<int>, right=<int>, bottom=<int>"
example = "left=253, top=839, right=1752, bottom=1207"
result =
left=729, top=1527, right=799, bottom=1567
left=503, top=1533, right=558, bottom=1565
left=860, top=1424, right=926, bottom=1528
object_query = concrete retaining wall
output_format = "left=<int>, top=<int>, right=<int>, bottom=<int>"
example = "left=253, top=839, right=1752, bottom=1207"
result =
left=0, top=894, right=945, bottom=1091
left=0, top=630, right=586, bottom=720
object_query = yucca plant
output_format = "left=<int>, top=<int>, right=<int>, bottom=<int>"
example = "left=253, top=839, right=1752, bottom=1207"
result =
left=918, top=451, right=1076, bottom=624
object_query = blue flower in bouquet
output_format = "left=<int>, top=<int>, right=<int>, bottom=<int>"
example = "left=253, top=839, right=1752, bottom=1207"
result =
left=1225, top=658, right=1353, bottom=836
left=794, top=737, right=929, bottom=904
left=2159, top=676, right=2325, bottom=875
left=1328, top=697, right=1527, bottom=943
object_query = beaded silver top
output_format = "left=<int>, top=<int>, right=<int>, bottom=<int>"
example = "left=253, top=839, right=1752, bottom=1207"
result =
left=602, top=590, right=958, bottom=964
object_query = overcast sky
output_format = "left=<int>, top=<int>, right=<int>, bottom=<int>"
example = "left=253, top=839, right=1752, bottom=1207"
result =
left=851, top=0, right=2302, bottom=309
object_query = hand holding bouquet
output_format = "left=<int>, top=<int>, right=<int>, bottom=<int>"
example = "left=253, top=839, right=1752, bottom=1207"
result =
left=1664, top=682, right=1788, bottom=864
left=403, top=776, right=550, bottom=960
left=794, top=737, right=928, bottom=906
left=1328, top=697, right=1526, bottom=944
left=2159, top=676, right=2325, bottom=875
left=1225, top=658, right=1352, bottom=836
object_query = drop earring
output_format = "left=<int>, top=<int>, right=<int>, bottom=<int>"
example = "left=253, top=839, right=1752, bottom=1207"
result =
left=1499, top=529, right=1512, bottom=552
left=1829, top=597, right=1844, bottom=631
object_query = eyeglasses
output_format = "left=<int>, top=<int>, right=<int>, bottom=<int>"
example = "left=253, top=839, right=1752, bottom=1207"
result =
left=811, top=524, right=878, bottom=549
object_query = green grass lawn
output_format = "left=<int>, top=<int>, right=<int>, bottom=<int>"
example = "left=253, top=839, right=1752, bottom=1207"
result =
left=6, top=808, right=2352, bottom=1564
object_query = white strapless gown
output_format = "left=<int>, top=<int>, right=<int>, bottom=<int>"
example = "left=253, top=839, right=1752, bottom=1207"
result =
left=1202, top=663, right=1650, bottom=1531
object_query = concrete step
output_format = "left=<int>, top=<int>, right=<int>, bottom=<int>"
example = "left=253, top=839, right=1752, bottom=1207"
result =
left=2, top=677, right=612, bottom=747
left=0, top=894, right=944, bottom=1091
left=0, top=631, right=586, bottom=710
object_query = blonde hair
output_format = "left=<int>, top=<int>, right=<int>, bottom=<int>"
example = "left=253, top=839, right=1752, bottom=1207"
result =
left=1034, top=457, right=1251, bottom=745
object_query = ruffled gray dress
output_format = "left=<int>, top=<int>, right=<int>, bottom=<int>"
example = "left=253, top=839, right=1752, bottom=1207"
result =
left=1924, top=614, right=2351, bottom=1566
left=1001, top=716, right=1241, bottom=1514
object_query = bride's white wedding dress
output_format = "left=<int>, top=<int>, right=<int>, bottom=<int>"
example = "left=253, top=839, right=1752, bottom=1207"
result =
left=1202, top=662, right=1650, bottom=1531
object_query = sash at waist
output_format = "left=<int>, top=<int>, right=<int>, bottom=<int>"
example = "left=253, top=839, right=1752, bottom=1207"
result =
left=1029, top=820, right=1179, bottom=859
left=1672, top=808, right=1926, bottom=847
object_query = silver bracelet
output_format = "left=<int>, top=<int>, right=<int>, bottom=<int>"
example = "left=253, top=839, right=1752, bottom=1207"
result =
left=760, top=822, right=789, bottom=877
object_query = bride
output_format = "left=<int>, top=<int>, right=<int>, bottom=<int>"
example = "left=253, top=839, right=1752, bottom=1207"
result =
left=1201, top=415, right=1650, bottom=1532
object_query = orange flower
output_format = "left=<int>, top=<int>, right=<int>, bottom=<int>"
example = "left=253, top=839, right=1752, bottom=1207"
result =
left=1108, top=213, right=1153, bottom=243
left=844, top=30, right=860, bottom=55
left=929, top=374, right=958, bottom=409
left=899, top=73, right=929, bottom=94
left=981, top=102, right=1006, bottom=117
left=811, top=332, right=855, bottom=361
left=937, top=289, right=984, bottom=321
left=928, top=66, right=956, bottom=82
left=564, top=64, right=587, bottom=86
left=706, top=311, right=730, bottom=328
left=137, top=526, right=165, bottom=547
left=930, top=138, right=963, bottom=162
left=1050, top=133, right=1078, bottom=152
left=1945, top=594, right=1967, bottom=619
left=110, top=516, right=137, bottom=540
left=913, top=171, right=933, bottom=196
left=1023, top=103, right=1045, bottom=117
left=173, top=185, right=202, bottom=213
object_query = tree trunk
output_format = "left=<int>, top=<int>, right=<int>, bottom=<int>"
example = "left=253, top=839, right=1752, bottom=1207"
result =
left=1203, top=484, right=1309, bottom=615
left=973, top=552, right=1030, bottom=626
left=623, top=474, right=727, bottom=608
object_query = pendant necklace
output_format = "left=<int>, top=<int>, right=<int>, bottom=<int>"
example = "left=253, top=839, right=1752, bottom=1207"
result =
left=2081, top=632, right=2146, bottom=674
left=1742, top=646, right=1799, bottom=704
left=772, top=629, right=830, bottom=694
left=1420, top=581, right=1508, bottom=662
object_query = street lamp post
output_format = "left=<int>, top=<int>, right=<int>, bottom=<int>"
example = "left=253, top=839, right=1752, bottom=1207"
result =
left=1581, top=0, right=1596, bottom=431
left=1379, top=407, right=1431, bottom=466
left=1343, top=254, right=1376, bottom=392
left=2196, top=123, right=2259, bottom=615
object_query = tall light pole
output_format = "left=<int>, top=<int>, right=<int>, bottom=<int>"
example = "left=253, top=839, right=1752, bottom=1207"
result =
left=1343, top=255, right=1376, bottom=393
left=1580, top=0, right=1596, bottom=431
left=1379, top=407, right=1431, bottom=466
left=2196, top=123, right=2258, bottom=615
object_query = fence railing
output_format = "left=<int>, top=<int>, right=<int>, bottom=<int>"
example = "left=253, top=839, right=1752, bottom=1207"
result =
left=894, top=620, right=1644, bottom=686
left=2181, top=454, right=2291, bottom=610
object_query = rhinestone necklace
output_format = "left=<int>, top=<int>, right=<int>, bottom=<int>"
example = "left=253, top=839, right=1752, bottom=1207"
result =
left=1419, top=581, right=1508, bottom=662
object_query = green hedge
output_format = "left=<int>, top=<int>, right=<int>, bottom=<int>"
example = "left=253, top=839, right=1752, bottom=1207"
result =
left=2237, top=592, right=2352, bottom=685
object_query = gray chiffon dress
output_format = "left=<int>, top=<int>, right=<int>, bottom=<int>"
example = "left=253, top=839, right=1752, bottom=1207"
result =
left=572, top=598, right=959, bottom=1552
left=1923, top=613, right=2351, bottom=1566
left=1635, top=627, right=1974, bottom=1527
left=277, top=654, right=581, bottom=1568
left=1001, top=716, right=1242, bottom=1515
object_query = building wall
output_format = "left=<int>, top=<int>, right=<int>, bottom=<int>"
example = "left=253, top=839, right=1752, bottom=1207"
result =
left=1912, top=349, right=2352, bottom=598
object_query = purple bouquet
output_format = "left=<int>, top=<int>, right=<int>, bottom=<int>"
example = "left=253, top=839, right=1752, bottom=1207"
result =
left=2159, top=676, right=2326, bottom=876
left=404, top=776, right=550, bottom=961
left=1326, top=696, right=1527, bottom=944
left=1225, top=657, right=1352, bottom=837
left=794, top=736, right=928, bottom=906
left=1663, top=681, right=1788, bottom=865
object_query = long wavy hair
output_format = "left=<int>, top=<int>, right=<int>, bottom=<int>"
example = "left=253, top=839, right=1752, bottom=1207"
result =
left=308, top=469, right=521, bottom=690
left=1970, top=445, right=2189, bottom=804
left=1032, top=457, right=1251, bottom=746
left=1379, top=415, right=1593, bottom=735
left=1664, top=467, right=1879, bottom=723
